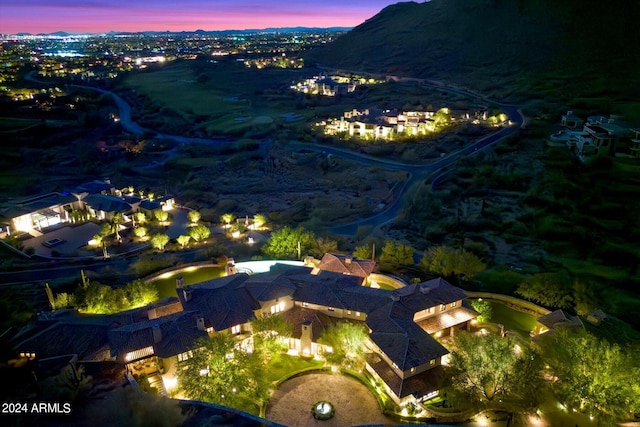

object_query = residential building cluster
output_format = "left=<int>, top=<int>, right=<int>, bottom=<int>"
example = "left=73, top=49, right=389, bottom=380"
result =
left=243, top=53, right=304, bottom=69
left=0, top=31, right=341, bottom=83
left=291, top=73, right=382, bottom=96
left=550, top=110, right=640, bottom=160
left=319, top=107, right=509, bottom=141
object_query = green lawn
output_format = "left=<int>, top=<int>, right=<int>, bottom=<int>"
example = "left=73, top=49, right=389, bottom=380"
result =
left=266, top=353, right=325, bottom=384
left=480, top=299, right=538, bottom=339
left=151, top=266, right=225, bottom=298
left=120, top=60, right=309, bottom=135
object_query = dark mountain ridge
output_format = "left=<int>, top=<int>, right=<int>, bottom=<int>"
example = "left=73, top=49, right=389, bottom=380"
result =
left=306, top=0, right=640, bottom=104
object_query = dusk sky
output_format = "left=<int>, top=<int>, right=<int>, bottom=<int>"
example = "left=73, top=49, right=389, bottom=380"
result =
left=0, top=0, right=402, bottom=34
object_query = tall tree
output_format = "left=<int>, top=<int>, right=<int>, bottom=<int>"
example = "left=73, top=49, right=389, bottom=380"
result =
left=252, top=213, right=267, bottom=229
left=187, top=210, right=201, bottom=224
left=179, top=334, right=269, bottom=410
left=538, top=329, right=640, bottom=425
left=379, top=240, right=415, bottom=267
left=516, top=271, right=572, bottom=309
left=262, top=226, right=317, bottom=259
left=150, top=233, right=169, bottom=251
left=188, top=224, right=211, bottom=242
left=318, top=321, right=368, bottom=367
left=109, top=212, right=124, bottom=240
left=449, top=331, right=544, bottom=408
left=220, top=213, right=236, bottom=227
left=154, top=209, right=169, bottom=223
left=353, top=243, right=375, bottom=260
left=176, top=235, right=191, bottom=248
left=421, top=246, right=486, bottom=282
left=251, top=313, right=293, bottom=361
left=133, top=226, right=148, bottom=240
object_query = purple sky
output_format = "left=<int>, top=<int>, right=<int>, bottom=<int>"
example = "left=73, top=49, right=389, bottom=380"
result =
left=0, top=0, right=402, bottom=34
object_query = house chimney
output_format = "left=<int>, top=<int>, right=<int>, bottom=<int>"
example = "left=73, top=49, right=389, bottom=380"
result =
left=176, top=276, right=184, bottom=289
left=225, top=259, right=237, bottom=276
left=152, top=324, right=162, bottom=343
left=301, top=319, right=312, bottom=356
left=345, top=257, right=352, bottom=265
left=197, top=317, right=205, bottom=331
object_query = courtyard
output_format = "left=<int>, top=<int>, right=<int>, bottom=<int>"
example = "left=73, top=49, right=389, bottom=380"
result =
left=265, top=372, right=394, bottom=427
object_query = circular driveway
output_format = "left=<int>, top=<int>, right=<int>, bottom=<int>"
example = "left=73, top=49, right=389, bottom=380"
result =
left=265, top=373, right=394, bottom=427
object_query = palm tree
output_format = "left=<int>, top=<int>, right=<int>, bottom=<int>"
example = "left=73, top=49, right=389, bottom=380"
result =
left=109, top=212, right=124, bottom=241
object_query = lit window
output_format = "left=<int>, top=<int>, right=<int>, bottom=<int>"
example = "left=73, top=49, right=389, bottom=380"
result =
left=430, top=359, right=436, bottom=365
left=231, top=325, right=241, bottom=334
left=206, top=327, right=214, bottom=333
left=440, top=304, right=446, bottom=312
left=178, top=351, right=193, bottom=362
left=410, top=367, right=416, bottom=373
left=328, top=307, right=335, bottom=312
left=270, top=301, right=285, bottom=314
left=302, top=302, right=309, bottom=307
left=347, top=310, right=352, bottom=315
left=356, top=311, right=361, bottom=317
left=450, top=301, right=457, bottom=308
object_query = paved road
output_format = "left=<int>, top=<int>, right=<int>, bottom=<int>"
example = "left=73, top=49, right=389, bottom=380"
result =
left=12, top=71, right=524, bottom=284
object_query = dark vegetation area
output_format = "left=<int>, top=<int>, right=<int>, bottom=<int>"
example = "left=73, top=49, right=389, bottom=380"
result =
left=306, top=0, right=640, bottom=114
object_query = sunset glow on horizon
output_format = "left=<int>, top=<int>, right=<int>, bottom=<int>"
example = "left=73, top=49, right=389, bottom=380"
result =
left=0, top=0, right=400, bottom=34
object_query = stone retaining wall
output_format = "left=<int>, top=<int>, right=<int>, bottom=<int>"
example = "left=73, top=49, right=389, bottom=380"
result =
left=466, top=291, right=551, bottom=316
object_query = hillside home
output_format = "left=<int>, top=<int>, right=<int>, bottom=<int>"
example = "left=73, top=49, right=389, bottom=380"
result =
left=0, top=179, right=174, bottom=236
left=561, top=110, right=584, bottom=129
left=323, top=108, right=450, bottom=141
left=291, top=73, right=358, bottom=96
left=555, top=111, right=639, bottom=158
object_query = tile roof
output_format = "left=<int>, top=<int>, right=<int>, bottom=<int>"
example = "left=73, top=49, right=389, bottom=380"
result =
left=367, top=303, right=449, bottom=371
left=365, top=352, right=446, bottom=399
left=83, top=194, right=132, bottom=214
left=12, top=321, right=110, bottom=360
left=391, top=278, right=467, bottom=314
left=280, top=306, right=330, bottom=341
left=108, top=311, right=208, bottom=359
left=71, top=180, right=115, bottom=195
left=241, top=265, right=302, bottom=301
left=317, top=253, right=376, bottom=278
left=415, top=303, right=479, bottom=334
left=292, top=270, right=385, bottom=310
left=179, top=274, right=260, bottom=331
left=537, top=309, right=583, bottom=330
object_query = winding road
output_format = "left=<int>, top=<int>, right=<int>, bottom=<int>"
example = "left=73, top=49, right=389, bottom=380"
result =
left=46, top=72, right=525, bottom=235
left=14, top=71, right=524, bottom=280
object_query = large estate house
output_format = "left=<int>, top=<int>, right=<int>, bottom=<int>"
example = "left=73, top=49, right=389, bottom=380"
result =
left=9, top=257, right=478, bottom=405
left=0, top=179, right=174, bottom=237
